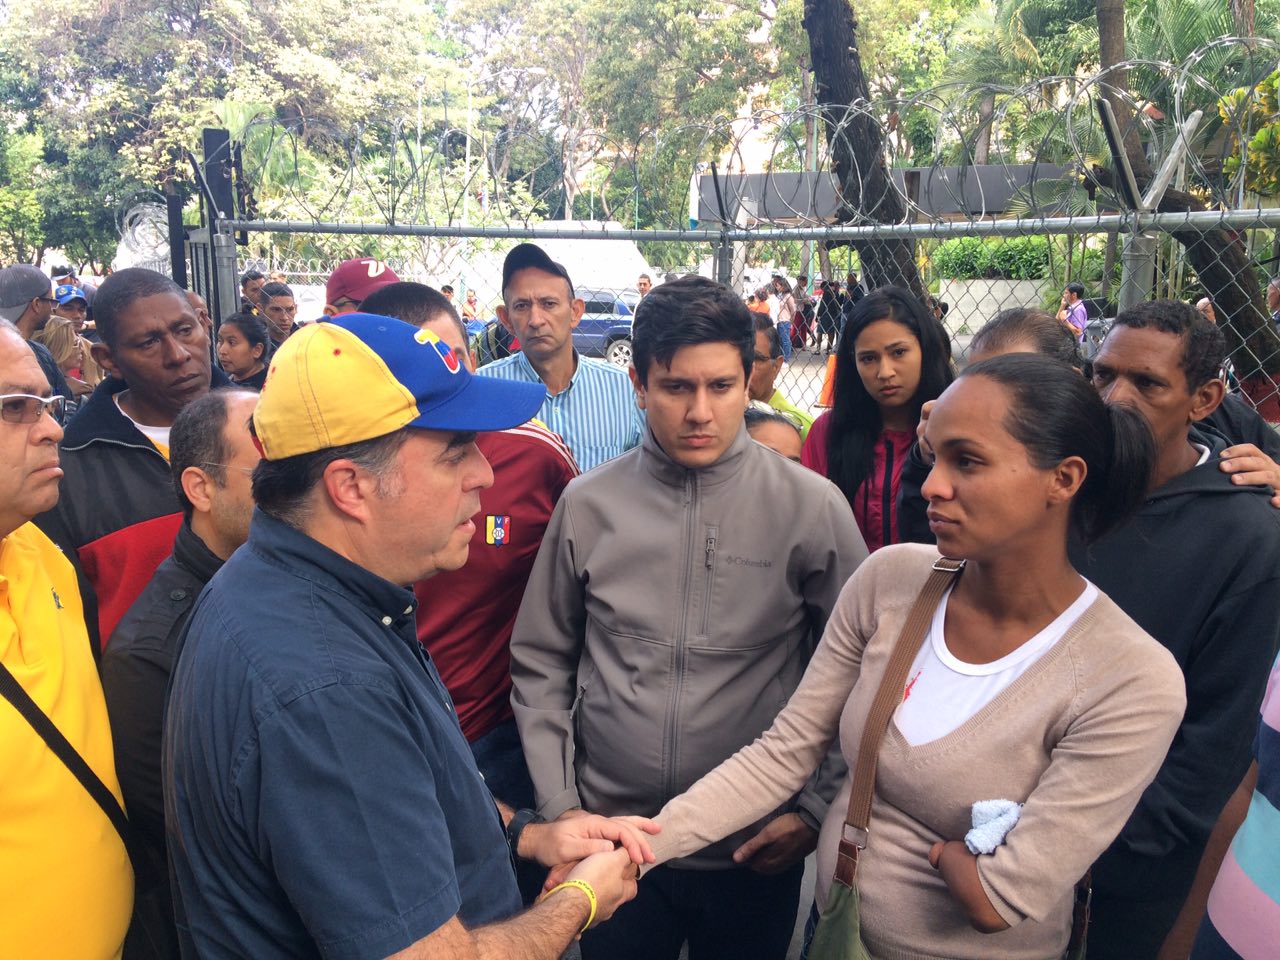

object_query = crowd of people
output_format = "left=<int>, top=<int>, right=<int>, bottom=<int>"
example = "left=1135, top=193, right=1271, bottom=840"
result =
left=2, top=244, right=1279, bottom=960
left=744, top=272, right=869, bottom=363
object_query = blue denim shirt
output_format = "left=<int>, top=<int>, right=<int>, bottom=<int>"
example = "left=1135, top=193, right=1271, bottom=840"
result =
left=163, top=511, right=521, bottom=960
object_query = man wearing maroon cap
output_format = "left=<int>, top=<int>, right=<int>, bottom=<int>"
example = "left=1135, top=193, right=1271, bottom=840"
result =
left=323, top=258, right=400, bottom=316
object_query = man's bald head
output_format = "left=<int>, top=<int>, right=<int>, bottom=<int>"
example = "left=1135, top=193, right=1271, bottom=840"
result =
left=186, top=290, right=213, bottom=334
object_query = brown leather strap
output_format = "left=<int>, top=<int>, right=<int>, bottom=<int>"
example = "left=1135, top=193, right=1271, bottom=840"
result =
left=833, top=556, right=965, bottom=887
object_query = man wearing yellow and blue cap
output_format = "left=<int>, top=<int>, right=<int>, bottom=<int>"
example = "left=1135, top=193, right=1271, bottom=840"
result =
left=162, top=312, right=655, bottom=960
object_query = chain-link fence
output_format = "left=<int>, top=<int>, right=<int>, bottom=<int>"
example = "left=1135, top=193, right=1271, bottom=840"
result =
left=234, top=240, right=711, bottom=373
left=229, top=208, right=1280, bottom=424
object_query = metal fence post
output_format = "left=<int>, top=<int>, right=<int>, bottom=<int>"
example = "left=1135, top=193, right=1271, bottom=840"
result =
left=166, top=193, right=188, bottom=288
left=1117, top=232, right=1157, bottom=313
left=715, top=232, right=734, bottom=289
left=210, top=228, right=240, bottom=327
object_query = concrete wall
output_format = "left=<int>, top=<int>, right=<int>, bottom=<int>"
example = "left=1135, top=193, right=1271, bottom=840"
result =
left=937, top=278, right=1051, bottom=336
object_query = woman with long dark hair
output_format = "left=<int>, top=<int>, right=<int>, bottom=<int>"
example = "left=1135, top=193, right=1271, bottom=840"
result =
left=772, top=274, right=799, bottom=361
left=802, top=287, right=954, bottom=551
left=643, top=354, right=1186, bottom=960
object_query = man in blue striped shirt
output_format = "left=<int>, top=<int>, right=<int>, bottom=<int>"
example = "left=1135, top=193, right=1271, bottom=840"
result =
left=477, top=244, right=644, bottom=471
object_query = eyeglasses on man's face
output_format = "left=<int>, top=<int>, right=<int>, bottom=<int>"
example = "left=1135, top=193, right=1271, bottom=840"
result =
left=0, top=393, right=66, bottom=424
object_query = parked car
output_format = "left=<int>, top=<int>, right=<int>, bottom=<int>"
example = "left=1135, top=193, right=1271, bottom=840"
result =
left=574, top=287, right=640, bottom=367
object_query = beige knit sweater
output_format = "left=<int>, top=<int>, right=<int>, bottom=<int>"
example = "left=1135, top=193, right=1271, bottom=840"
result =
left=650, top=545, right=1186, bottom=960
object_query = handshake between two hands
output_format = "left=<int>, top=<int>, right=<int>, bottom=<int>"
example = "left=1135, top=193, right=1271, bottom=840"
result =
left=520, top=809, right=819, bottom=929
left=519, top=809, right=659, bottom=929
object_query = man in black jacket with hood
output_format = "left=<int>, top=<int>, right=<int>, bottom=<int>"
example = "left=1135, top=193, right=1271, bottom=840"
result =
left=1071, top=300, right=1280, bottom=959
left=35, top=268, right=231, bottom=651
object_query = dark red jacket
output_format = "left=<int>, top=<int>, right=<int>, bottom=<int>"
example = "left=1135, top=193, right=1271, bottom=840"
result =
left=802, top=413, right=914, bottom=552
left=35, top=372, right=231, bottom=650
left=414, top=422, right=578, bottom=741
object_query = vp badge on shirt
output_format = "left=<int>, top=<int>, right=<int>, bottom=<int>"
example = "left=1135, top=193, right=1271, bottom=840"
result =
left=486, top=515, right=511, bottom=547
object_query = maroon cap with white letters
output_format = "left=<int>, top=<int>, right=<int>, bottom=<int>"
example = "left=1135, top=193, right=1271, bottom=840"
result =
left=325, top=258, right=401, bottom=308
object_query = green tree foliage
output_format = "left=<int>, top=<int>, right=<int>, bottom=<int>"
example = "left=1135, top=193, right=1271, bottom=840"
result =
left=0, top=130, right=45, bottom=263
left=37, top=142, right=135, bottom=270
left=0, top=0, right=465, bottom=266
left=946, top=0, right=1094, bottom=91
left=1220, top=70, right=1280, bottom=196
left=3, top=0, right=1280, bottom=271
left=455, top=0, right=775, bottom=224
left=929, top=234, right=1110, bottom=298
left=930, top=235, right=1053, bottom=278
left=2, top=0, right=459, bottom=186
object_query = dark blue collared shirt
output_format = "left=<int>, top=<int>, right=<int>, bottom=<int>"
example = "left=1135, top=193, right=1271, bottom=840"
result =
left=163, top=511, right=521, bottom=960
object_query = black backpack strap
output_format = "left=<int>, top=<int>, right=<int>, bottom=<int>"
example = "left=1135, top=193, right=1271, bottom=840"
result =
left=0, top=661, right=138, bottom=866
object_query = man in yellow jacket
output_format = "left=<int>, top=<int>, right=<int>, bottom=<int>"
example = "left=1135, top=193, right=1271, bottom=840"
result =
left=0, top=317, right=133, bottom=959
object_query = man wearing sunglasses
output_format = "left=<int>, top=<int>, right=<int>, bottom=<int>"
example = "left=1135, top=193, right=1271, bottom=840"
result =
left=0, top=319, right=135, bottom=959
left=0, top=264, right=74, bottom=409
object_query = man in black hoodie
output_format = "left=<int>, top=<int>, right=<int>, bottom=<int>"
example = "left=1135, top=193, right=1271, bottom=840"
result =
left=35, top=268, right=231, bottom=651
left=1071, top=300, right=1280, bottom=959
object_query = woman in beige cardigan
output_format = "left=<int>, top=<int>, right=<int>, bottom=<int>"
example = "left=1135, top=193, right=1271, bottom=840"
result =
left=642, top=354, right=1187, bottom=960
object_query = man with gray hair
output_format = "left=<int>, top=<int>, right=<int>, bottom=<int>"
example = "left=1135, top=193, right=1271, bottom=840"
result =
left=0, top=264, right=73, bottom=407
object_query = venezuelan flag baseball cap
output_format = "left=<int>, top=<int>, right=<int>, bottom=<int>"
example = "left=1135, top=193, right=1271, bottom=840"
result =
left=252, top=312, right=544, bottom=461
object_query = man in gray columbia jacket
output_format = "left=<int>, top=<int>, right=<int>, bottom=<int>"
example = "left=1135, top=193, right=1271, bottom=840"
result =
left=511, top=276, right=868, bottom=960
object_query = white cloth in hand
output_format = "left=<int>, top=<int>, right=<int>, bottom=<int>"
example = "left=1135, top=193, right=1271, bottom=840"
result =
left=964, top=799, right=1023, bottom=855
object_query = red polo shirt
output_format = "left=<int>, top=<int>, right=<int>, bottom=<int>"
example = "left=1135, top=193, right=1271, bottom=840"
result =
left=414, top=422, right=579, bottom=741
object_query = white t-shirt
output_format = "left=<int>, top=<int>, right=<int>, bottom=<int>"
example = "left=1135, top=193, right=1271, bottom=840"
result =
left=894, top=580, right=1099, bottom=746
left=114, top=393, right=171, bottom=452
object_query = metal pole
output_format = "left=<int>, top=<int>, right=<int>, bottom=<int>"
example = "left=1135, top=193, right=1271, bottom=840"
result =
left=166, top=193, right=188, bottom=289
left=715, top=232, right=733, bottom=286
left=807, top=113, right=818, bottom=292
left=416, top=77, right=423, bottom=161
left=464, top=80, right=473, bottom=227
left=1117, top=233, right=1158, bottom=313
left=211, top=228, right=240, bottom=328
left=227, top=218, right=730, bottom=242
left=225, top=208, right=1280, bottom=243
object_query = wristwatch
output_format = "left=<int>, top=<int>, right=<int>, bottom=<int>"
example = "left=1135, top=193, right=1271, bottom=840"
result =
left=505, top=807, right=545, bottom=859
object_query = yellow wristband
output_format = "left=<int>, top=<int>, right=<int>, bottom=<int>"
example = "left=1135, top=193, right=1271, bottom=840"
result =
left=548, top=879, right=598, bottom=933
